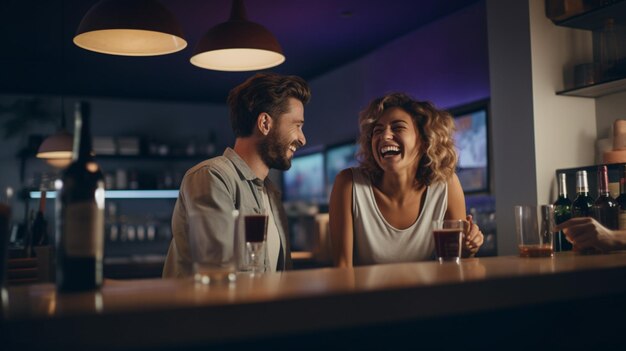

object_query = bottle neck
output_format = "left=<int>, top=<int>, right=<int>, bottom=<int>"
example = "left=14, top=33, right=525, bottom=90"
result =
left=39, top=191, right=46, bottom=213
left=598, top=167, right=609, bottom=196
left=72, top=102, right=92, bottom=162
left=576, top=172, right=589, bottom=195
left=604, top=18, right=615, bottom=32
left=558, top=173, right=567, bottom=198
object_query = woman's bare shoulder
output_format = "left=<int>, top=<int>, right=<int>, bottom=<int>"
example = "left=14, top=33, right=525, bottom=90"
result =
left=335, top=168, right=355, bottom=185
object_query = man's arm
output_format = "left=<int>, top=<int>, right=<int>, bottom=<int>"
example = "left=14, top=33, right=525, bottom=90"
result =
left=555, top=217, right=626, bottom=251
left=182, top=166, right=237, bottom=263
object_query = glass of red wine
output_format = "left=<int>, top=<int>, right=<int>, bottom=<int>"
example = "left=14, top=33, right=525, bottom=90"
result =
left=244, top=214, right=268, bottom=274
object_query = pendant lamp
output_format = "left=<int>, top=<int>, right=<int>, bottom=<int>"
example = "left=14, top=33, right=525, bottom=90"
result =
left=190, top=0, right=285, bottom=71
left=74, top=0, right=187, bottom=56
left=37, top=100, right=73, bottom=169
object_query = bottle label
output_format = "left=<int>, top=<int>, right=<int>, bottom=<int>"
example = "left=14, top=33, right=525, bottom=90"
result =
left=64, top=201, right=104, bottom=258
left=620, top=210, right=626, bottom=230
left=609, top=182, right=620, bottom=199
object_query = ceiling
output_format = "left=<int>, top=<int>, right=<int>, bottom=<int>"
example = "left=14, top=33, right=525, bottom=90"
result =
left=1, top=0, right=480, bottom=104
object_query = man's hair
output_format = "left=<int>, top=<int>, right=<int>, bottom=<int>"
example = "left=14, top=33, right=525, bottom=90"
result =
left=227, top=72, right=311, bottom=137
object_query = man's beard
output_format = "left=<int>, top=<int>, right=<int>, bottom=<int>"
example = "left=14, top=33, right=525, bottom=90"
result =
left=259, top=129, right=294, bottom=171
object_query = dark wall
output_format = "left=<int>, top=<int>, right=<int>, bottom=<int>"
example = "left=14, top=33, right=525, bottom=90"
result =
left=304, top=2, right=490, bottom=148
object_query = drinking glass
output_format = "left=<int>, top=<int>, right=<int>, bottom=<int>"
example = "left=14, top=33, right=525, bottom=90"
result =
left=244, top=214, right=268, bottom=274
left=432, top=219, right=464, bottom=263
left=188, top=210, right=238, bottom=285
left=514, top=205, right=554, bottom=258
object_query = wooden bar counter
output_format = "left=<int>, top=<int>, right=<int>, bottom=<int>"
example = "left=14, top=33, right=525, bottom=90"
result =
left=3, top=252, right=626, bottom=350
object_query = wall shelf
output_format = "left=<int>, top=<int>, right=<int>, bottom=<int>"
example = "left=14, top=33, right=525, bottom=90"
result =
left=552, top=0, right=626, bottom=30
left=551, top=0, right=626, bottom=98
left=95, top=154, right=210, bottom=161
left=556, top=77, right=626, bottom=98
left=29, top=190, right=179, bottom=199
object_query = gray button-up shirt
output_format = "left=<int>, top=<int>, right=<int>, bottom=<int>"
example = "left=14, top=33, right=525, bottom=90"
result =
left=162, top=148, right=292, bottom=278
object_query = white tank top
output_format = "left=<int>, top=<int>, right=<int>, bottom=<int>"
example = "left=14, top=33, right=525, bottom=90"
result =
left=351, top=167, right=448, bottom=266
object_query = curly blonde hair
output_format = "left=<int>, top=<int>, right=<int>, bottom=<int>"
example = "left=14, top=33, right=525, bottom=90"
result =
left=357, top=93, right=457, bottom=186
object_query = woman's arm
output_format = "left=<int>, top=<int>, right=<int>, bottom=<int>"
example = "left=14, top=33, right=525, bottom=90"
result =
left=445, top=174, right=483, bottom=256
left=329, top=169, right=355, bottom=267
left=445, top=173, right=466, bottom=220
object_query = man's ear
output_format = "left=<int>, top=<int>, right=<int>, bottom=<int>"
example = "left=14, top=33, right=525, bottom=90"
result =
left=257, top=112, right=273, bottom=136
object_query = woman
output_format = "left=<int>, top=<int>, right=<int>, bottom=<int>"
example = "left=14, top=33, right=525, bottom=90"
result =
left=329, top=93, right=483, bottom=267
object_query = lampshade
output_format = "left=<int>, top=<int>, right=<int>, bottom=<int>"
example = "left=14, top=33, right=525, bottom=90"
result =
left=74, top=0, right=187, bottom=56
left=190, top=0, right=285, bottom=71
left=36, top=131, right=73, bottom=168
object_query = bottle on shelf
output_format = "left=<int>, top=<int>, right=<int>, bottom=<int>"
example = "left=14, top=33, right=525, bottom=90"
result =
left=115, top=169, right=127, bottom=190
left=31, top=188, right=55, bottom=282
left=616, top=165, right=626, bottom=230
left=185, top=137, right=197, bottom=156
left=597, top=17, right=619, bottom=80
left=206, top=131, right=216, bottom=156
left=106, top=202, right=119, bottom=243
left=128, top=171, right=139, bottom=190
left=553, top=173, right=572, bottom=252
left=24, top=209, right=35, bottom=258
left=56, top=101, right=105, bottom=292
left=593, top=165, right=619, bottom=230
left=119, top=215, right=129, bottom=242
left=572, top=170, right=595, bottom=254
left=30, top=190, right=49, bottom=250
left=572, top=170, right=594, bottom=218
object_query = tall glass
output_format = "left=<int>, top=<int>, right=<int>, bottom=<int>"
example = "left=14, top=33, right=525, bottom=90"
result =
left=514, top=205, right=554, bottom=258
left=244, top=214, right=268, bottom=274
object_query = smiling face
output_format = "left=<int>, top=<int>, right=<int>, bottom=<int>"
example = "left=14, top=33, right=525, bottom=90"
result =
left=259, top=98, right=306, bottom=170
left=370, top=107, right=421, bottom=174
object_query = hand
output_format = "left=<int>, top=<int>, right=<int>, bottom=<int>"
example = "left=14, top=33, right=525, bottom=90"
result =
left=462, top=214, right=484, bottom=257
left=555, top=217, right=620, bottom=252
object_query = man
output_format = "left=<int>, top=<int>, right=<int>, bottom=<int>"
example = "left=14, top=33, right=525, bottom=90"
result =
left=163, top=73, right=311, bottom=277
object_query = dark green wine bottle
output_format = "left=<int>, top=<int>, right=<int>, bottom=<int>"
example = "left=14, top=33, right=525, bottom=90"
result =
left=572, top=170, right=594, bottom=218
left=615, top=165, right=626, bottom=230
left=553, top=173, right=572, bottom=252
left=56, top=101, right=105, bottom=292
